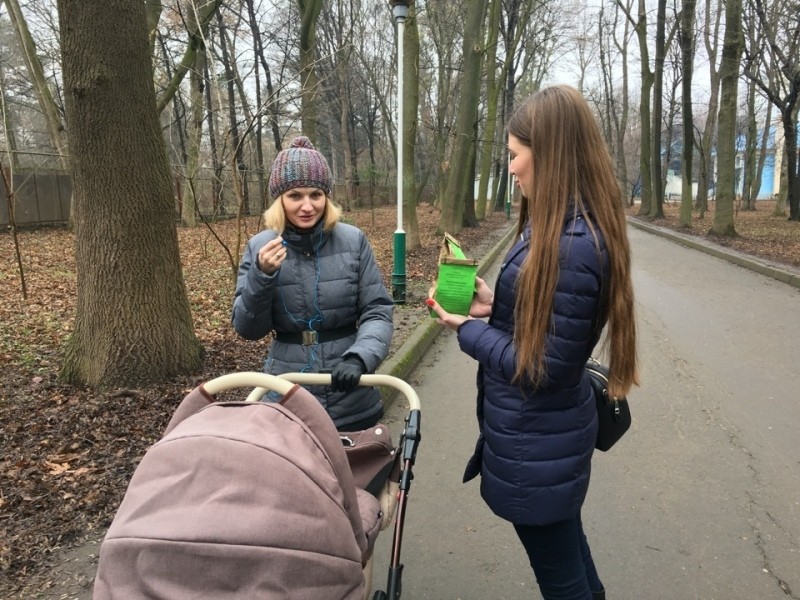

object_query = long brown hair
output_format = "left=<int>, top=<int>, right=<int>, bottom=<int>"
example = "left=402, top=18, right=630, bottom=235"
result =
left=508, top=85, right=638, bottom=398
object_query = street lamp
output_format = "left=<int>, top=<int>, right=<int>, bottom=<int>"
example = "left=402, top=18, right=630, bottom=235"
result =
left=390, top=0, right=408, bottom=304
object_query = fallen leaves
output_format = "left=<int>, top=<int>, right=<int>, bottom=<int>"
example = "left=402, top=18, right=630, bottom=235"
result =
left=627, top=200, right=800, bottom=269
left=4, top=199, right=793, bottom=595
left=0, top=204, right=514, bottom=595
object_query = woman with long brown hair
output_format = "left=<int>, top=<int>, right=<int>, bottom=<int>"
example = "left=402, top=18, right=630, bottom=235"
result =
left=428, top=85, right=638, bottom=599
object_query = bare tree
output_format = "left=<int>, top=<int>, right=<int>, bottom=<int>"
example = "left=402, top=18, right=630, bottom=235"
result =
left=423, top=0, right=465, bottom=209
left=297, top=0, right=323, bottom=139
left=743, top=0, right=800, bottom=220
left=476, top=0, right=532, bottom=219
left=711, top=0, right=743, bottom=236
left=678, top=0, right=696, bottom=227
left=3, top=0, right=67, bottom=168
left=57, top=0, right=203, bottom=387
left=650, top=0, right=668, bottom=218
left=401, top=0, right=421, bottom=249
left=694, top=0, right=722, bottom=218
left=617, top=0, right=654, bottom=215
left=439, top=0, right=487, bottom=234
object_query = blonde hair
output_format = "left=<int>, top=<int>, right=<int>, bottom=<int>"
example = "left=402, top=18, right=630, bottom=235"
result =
left=508, top=85, right=638, bottom=398
left=261, top=194, right=342, bottom=232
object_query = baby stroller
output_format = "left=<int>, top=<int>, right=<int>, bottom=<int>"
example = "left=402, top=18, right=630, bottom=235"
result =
left=93, top=372, right=421, bottom=600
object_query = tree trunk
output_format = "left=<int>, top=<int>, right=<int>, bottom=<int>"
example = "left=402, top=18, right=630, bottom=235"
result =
left=751, top=101, right=773, bottom=210
left=402, top=1, right=421, bottom=250
left=710, top=0, right=742, bottom=237
left=216, top=12, right=249, bottom=216
left=204, top=60, right=224, bottom=213
left=612, top=1, right=631, bottom=204
left=57, top=0, right=203, bottom=388
left=742, top=78, right=757, bottom=210
left=625, top=0, right=654, bottom=215
left=679, top=0, right=695, bottom=227
left=476, top=0, right=502, bottom=220
left=297, top=0, right=323, bottom=140
left=247, top=0, right=282, bottom=156
left=696, top=0, right=722, bottom=218
left=4, top=0, right=68, bottom=168
left=439, top=0, right=487, bottom=234
left=0, top=60, right=21, bottom=170
left=181, top=25, right=207, bottom=227
left=155, top=0, right=222, bottom=115
left=782, top=109, right=800, bottom=220
left=649, top=0, right=666, bottom=218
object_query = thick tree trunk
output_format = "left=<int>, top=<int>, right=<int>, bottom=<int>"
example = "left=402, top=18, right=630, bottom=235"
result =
left=439, top=0, right=487, bottom=234
left=632, top=0, right=654, bottom=216
left=710, top=0, right=742, bottom=237
left=679, top=0, right=695, bottom=227
left=402, top=2, right=421, bottom=250
left=696, top=0, right=721, bottom=218
left=298, top=0, right=323, bottom=140
left=57, top=0, right=203, bottom=388
left=476, top=0, right=502, bottom=220
left=650, top=0, right=666, bottom=218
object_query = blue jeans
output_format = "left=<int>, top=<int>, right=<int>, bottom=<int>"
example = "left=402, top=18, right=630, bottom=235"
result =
left=513, top=515, right=603, bottom=600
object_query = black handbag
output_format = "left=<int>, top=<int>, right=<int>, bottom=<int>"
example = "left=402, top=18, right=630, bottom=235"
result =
left=586, top=358, right=631, bottom=451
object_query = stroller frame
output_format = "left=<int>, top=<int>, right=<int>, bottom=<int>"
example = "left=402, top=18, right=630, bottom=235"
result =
left=214, top=372, right=422, bottom=600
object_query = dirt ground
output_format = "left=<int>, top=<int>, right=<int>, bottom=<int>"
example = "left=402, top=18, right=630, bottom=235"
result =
left=2, top=199, right=798, bottom=598
left=0, top=204, right=516, bottom=599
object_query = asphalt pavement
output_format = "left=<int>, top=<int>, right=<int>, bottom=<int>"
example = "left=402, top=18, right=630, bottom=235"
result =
left=371, top=220, right=800, bottom=600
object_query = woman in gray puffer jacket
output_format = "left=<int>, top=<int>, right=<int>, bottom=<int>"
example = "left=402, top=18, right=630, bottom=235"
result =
left=232, top=136, right=393, bottom=430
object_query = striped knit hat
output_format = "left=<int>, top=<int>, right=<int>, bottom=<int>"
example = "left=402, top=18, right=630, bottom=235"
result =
left=268, top=136, right=333, bottom=199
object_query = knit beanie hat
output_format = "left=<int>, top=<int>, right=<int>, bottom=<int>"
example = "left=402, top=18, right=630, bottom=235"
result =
left=268, top=136, right=333, bottom=199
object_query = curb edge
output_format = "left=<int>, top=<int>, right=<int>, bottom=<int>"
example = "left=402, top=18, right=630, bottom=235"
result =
left=377, top=222, right=518, bottom=407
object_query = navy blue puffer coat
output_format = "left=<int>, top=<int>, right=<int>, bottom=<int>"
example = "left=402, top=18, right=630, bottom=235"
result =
left=458, top=212, right=609, bottom=525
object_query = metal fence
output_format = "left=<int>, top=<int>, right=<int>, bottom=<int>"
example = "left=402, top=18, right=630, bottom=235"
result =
left=1, top=170, right=72, bottom=226
left=1, top=166, right=406, bottom=228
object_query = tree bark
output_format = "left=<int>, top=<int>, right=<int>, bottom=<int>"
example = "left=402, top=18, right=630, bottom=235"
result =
left=679, top=0, right=696, bottom=227
left=619, top=0, right=654, bottom=215
left=650, top=0, right=667, bottom=218
left=3, top=0, right=68, bottom=168
left=297, top=0, right=323, bottom=140
left=439, top=0, right=487, bottom=234
left=181, top=7, right=207, bottom=227
left=402, top=1, right=421, bottom=250
left=57, top=0, right=203, bottom=388
left=155, top=0, right=222, bottom=115
left=711, top=0, right=743, bottom=237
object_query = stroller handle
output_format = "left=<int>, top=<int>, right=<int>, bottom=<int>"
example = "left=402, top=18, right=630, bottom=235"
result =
left=242, top=373, right=421, bottom=411
left=203, top=372, right=296, bottom=397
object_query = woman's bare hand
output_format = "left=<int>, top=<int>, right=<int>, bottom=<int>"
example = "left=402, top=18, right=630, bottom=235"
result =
left=469, top=277, right=494, bottom=318
left=257, top=236, right=287, bottom=274
left=426, top=297, right=470, bottom=331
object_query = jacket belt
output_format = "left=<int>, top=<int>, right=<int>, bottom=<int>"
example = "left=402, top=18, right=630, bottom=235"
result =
left=274, top=324, right=358, bottom=345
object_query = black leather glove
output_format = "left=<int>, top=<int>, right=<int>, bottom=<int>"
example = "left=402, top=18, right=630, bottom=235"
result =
left=331, top=356, right=366, bottom=393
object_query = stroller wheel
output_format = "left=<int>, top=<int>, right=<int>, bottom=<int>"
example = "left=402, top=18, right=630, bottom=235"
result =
left=372, top=592, right=387, bottom=600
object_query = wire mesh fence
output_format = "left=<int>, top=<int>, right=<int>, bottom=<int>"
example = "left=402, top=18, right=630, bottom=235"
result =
left=1, top=162, right=404, bottom=228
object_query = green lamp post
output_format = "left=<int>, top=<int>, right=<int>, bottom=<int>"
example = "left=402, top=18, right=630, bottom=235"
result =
left=391, top=0, right=408, bottom=304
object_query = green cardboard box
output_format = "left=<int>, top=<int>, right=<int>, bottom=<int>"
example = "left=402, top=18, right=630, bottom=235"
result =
left=430, top=233, right=479, bottom=316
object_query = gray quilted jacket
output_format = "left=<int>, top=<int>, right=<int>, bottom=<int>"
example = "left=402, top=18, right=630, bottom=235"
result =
left=232, top=221, right=394, bottom=428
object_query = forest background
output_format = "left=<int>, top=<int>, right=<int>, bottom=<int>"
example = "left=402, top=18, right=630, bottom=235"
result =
left=1, top=0, right=799, bottom=595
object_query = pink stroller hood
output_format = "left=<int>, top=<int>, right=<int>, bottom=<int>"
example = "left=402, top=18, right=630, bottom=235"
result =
left=94, top=383, right=380, bottom=600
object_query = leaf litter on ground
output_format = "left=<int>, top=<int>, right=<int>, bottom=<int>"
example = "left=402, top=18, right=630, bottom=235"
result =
left=2, top=200, right=799, bottom=597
